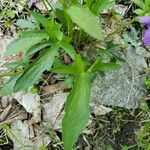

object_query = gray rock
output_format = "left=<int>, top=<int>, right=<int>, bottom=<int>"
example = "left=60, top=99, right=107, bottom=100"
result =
left=91, top=45, right=148, bottom=109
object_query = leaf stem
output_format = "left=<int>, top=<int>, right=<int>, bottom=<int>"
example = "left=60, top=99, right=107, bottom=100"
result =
left=87, top=59, right=99, bottom=74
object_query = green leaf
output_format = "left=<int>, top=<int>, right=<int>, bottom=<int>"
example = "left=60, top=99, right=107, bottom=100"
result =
left=26, top=42, right=50, bottom=55
left=7, top=10, right=15, bottom=19
left=16, top=19, right=37, bottom=29
left=71, top=0, right=79, bottom=4
left=52, top=64, right=75, bottom=75
left=132, top=0, right=143, bottom=8
left=67, top=5, right=103, bottom=40
left=145, top=79, right=150, bottom=88
left=4, top=62, right=20, bottom=69
left=88, top=60, right=121, bottom=73
left=91, top=0, right=108, bottom=15
left=145, top=0, right=150, bottom=6
left=134, top=9, right=144, bottom=15
left=85, top=0, right=94, bottom=8
left=39, top=145, right=47, bottom=150
left=14, top=45, right=59, bottom=91
left=5, top=30, right=49, bottom=56
left=60, top=39, right=76, bottom=60
left=55, top=9, right=73, bottom=36
left=55, top=9, right=68, bottom=29
left=72, top=54, right=84, bottom=75
left=31, top=12, right=63, bottom=41
left=52, top=54, right=84, bottom=76
left=143, top=0, right=150, bottom=10
left=62, top=74, right=92, bottom=150
left=0, top=74, right=21, bottom=96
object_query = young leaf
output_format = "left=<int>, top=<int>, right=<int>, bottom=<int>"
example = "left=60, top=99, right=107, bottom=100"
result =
left=52, top=54, right=84, bottom=76
left=14, top=45, right=59, bottom=91
left=67, top=5, right=103, bottom=40
left=88, top=60, right=121, bottom=73
left=0, top=74, right=21, bottom=96
left=134, top=9, right=144, bottom=15
left=5, top=30, right=49, bottom=56
left=60, top=39, right=76, bottom=60
left=62, top=74, right=92, bottom=150
left=31, top=12, right=63, bottom=41
left=91, top=0, right=108, bottom=15
left=52, top=64, right=75, bottom=75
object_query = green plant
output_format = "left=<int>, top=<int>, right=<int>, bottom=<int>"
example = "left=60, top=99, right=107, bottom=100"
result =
left=0, top=125, right=10, bottom=146
left=132, top=0, right=150, bottom=15
left=1, top=0, right=149, bottom=149
left=132, top=101, right=150, bottom=150
left=0, top=0, right=28, bottom=28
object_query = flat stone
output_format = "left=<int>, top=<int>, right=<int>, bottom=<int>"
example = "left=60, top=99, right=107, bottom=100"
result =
left=91, top=45, right=148, bottom=109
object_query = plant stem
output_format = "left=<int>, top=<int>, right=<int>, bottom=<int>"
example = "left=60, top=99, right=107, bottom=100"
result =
left=87, top=59, right=99, bottom=74
left=78, top=29, right=82, bottom=45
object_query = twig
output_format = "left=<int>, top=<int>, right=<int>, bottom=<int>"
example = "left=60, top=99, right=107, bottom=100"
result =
left=41, top=0, right=51, bottom=17
left=0, top=103, right=12, bottom=122
left=0, top=113, right=27, bottom=125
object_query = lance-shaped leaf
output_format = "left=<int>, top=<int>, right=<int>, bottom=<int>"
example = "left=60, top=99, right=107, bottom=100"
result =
left=88, top=60, right=121, bottom=73
left=14, top=45, right=59, bottom=91
left=26, top=42, right=50, bottom=55
left=62, top=74, right=92, bottom=150
left=5, top=30, right=49, bottom=56
left=0, top=74, right=21, bottom=96
left=60, top=39, right=76, bottom=60
left=31, top=12, right=63, bottom=41
left=67, top=5, right=103, bottom=40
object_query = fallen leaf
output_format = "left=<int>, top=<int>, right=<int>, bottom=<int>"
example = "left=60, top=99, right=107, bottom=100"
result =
left=8, top=120, right=51, bottom=150
left=42, top=93, right=68, bottom=130
left=13, top=91, right=41, bottom=123
left=90, top=103, right=112, bottom=116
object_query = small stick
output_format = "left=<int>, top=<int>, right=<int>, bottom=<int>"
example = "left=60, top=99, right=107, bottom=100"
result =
left=0, top=103, right=12, bottom=122
left=0, top=113, right=27, bottom=125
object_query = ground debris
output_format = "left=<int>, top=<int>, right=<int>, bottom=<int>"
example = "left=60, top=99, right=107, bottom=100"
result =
left=42, top=93, right=67, bottom=130
left=0, top=103, right=12, bottom=122
left=8, top=120, right=51, bottom=150
left=12, top=91, right=41, bottom=124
